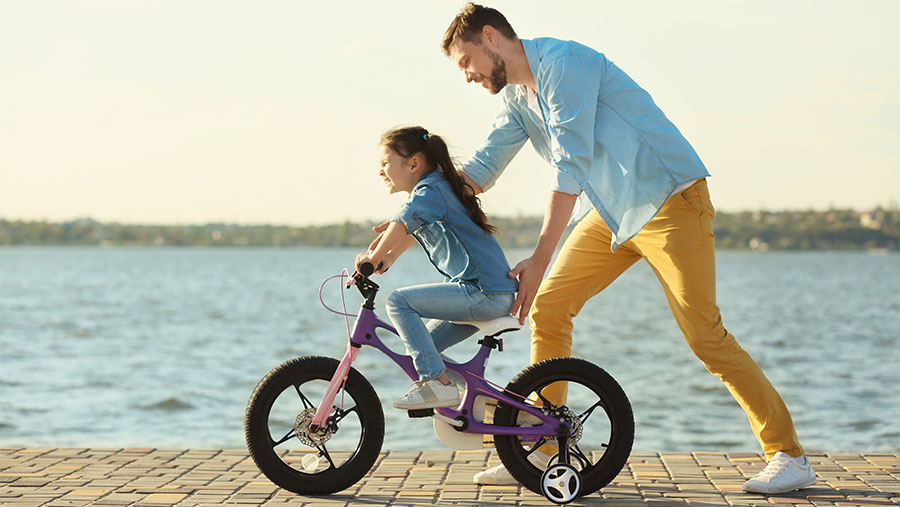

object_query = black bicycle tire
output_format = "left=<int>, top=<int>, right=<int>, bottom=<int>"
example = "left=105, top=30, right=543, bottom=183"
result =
left=244, top=356, right=385, bottom=495
left=494, top=357, right=633, bottom=499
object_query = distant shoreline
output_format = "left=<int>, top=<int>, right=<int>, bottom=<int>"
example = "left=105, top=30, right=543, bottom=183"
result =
left=2, top=208, right=898, bottom=251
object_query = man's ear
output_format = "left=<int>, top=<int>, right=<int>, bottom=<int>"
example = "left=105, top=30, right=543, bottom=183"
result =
left=482, top=25, right=499, bottom=47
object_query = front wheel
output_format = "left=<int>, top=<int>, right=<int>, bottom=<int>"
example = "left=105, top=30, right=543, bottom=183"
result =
left=244, top=356, right=385, bottom=495
left=494, top=357, right=633, bottom=499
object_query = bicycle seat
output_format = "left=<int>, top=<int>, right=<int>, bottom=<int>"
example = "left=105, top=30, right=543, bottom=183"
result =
left=451, top=315, right=523, bottom=337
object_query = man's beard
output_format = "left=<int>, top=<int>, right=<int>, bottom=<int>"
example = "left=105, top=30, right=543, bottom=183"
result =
left=485, top=46, right=508, bottom=94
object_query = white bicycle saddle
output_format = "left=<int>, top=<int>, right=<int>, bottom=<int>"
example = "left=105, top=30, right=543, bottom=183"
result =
left=450, top=315, right=523, bottom=337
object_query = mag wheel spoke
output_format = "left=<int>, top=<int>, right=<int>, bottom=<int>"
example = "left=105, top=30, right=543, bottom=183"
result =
left=332, top=404, right=358, bottom=425
left=579, top=400, right=604, bottom=424
left=295, top=384, right=315, bottom=409
left=523, top=437, right=549, bottom=457
left=272, top=428, right=297, bottom=448
left=318, top=445, right=337, bottom=470
left=569, top=444, right=590, bottom=466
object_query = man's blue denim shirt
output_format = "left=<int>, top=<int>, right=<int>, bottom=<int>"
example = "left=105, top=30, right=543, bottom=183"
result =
left=391, top=171, right=518, bottom=295
left=462, top=37, right=711, bottom=251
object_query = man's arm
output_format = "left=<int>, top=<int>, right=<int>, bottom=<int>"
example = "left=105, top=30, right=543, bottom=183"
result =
left=542, top=53, right=601, bottom=197
left=508, top=190, right=578, bottom=324
left=458, top=170, right=483, bottom=195
left=505, top=54, right=602, bottom=322
left=461, top=100, right=528, bottom=194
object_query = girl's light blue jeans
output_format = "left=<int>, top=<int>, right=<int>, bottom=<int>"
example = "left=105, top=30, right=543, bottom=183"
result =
left=385, top=282, right=515, bottom=381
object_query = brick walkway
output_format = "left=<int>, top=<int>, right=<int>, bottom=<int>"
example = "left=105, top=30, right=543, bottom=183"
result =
left=0, top=448, right=897, bottom=506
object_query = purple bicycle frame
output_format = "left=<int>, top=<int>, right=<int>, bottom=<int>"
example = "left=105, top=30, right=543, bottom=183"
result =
left=310, top=304, right=567, bottom=440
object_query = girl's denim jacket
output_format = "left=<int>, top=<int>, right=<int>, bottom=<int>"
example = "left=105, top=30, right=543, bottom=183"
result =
left=391, top=171, right=518, bottom=295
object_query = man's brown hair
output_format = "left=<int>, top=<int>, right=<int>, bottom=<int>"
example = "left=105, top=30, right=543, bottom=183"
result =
left=441, top=2, right=517, bottom=56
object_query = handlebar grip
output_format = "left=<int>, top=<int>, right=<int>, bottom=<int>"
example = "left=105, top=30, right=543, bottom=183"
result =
left=359, top=262, right=375, bottom=277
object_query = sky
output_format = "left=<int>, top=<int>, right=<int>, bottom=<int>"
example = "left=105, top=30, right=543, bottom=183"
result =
left=1, top=0, right=898, bottom=226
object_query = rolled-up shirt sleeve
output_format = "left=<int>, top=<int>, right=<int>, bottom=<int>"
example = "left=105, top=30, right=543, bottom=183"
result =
left=551, top=167, right=582, bottom=195
left=541, top=53, right=602, bottom=195
left=462, top=98, right=528, bottom=192
left=390, top=183, right=446, bottom=234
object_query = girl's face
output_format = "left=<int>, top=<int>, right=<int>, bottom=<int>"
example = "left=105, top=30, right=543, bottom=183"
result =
left=378, top=145, right=421, bottom=194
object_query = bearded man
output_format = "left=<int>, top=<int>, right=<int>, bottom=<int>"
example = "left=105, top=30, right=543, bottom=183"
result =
left=441, top=3, right=815, bottom=495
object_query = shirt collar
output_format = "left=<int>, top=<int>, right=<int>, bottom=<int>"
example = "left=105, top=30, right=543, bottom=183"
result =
left=521, top=38, right=540, bottom=82
left=514, top=38, right=540, bottom=101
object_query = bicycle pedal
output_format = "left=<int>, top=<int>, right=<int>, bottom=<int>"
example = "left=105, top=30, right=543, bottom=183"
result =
left=407, top=409, right=435, bottom=418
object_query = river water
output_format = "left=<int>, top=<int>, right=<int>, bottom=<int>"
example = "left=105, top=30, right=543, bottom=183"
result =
left=1, top=247, right=897, bottom=453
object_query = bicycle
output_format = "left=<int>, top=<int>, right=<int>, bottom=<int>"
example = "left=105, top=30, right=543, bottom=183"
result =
left=244, top=262, right=634, bottom=504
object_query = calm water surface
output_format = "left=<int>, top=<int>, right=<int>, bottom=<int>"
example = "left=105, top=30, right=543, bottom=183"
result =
left=1, top=247, right=898, bottom=453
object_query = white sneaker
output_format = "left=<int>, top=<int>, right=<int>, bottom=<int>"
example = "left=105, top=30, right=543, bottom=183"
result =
left=473, top=463, right=516, bottom=485
left=473, top=450, right=553, bottom=485
left=742, top=452, right=816, bottom=494
left=393, top=379, right=460, bottom=410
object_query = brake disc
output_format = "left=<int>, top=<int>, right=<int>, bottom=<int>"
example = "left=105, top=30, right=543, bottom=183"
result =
left=294, top=407, right=335, bottom=447
left=547, top=406, right=583, bottom=446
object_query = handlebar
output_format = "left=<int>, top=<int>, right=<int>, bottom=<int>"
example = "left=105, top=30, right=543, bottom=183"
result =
left=347, top=261, right=385, bottom=288
left=347, top=262, right=382, bottom=310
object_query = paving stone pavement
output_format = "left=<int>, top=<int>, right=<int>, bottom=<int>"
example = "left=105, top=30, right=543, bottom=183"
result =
left=0, top=449, right=897, bottom=506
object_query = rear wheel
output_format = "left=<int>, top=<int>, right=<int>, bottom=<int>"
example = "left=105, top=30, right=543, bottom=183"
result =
left=244, top=356, right=384, bottom=495
left=494, top=357, right=633, bottom=499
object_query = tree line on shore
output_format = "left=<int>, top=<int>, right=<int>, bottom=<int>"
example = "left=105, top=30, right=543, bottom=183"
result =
left=1, top=207, right=897, bottom=251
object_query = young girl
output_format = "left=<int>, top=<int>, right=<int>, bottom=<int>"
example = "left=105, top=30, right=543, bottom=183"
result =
left=356, top=126, right=517, bottom=410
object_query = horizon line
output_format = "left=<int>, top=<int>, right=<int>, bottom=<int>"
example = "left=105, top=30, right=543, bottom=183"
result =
left=2, top=204, right=899, bottom=229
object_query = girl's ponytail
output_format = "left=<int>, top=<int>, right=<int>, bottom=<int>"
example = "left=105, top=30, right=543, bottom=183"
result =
left=380, top=126, right=496, bottom=234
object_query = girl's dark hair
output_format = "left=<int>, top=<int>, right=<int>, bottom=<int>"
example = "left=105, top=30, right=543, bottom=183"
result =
left=380, top=126, right=496, bottom=234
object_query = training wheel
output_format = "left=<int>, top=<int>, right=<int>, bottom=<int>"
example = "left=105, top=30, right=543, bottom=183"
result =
left=540, top=463, right=582, bottom=504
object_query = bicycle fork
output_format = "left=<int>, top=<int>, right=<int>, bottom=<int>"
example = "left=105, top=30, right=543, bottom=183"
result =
left=308, top=343, right=359, bottom=432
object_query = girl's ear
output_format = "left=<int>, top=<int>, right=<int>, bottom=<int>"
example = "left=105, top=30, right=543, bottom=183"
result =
left=409, top=153, right=425, bottom=174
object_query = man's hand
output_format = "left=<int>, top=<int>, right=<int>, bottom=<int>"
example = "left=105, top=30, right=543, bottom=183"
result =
left=508, top=191, right=578, bottom=325
left=508, top=255, right=550, bottom=325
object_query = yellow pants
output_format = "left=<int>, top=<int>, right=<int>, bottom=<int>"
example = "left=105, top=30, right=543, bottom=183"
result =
left=530, top=179, right=803, bottom=460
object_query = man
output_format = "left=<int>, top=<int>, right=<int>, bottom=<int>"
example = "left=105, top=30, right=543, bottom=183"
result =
left=440, top=2, right=815, bottom=494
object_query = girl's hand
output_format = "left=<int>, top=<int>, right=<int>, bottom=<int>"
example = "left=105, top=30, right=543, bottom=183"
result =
left=372, top=221, right=390, bottom=234
left=367, top=221, right=390, bottom=252
left=375, top=252, right=396, bottom=274
left=355, top=252, right=375, bottom=273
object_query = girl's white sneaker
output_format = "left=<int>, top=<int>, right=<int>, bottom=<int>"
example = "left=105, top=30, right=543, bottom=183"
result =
left=742, top=452, right=816, bottom=494
left=393, top=379, right=461, bottom=410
